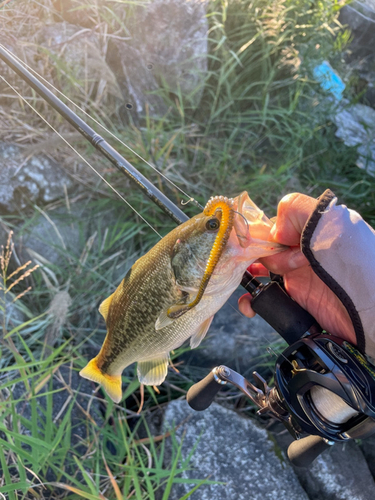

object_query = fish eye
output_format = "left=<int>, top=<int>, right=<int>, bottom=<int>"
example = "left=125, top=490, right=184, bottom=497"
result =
left=206, top=218, right=220, bottom=231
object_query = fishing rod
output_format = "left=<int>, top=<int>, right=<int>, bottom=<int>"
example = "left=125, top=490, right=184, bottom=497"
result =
left=0, top=44, right=315, bottom=339
left=0, top=44, right=190, bottom=226
left=3, top=46, right=375, bottom=468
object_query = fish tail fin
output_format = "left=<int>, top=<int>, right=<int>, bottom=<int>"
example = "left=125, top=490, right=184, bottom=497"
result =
left=80, top=357, right=122, bottom=404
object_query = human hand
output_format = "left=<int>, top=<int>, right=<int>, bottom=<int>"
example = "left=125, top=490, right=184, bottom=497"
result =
left=238, top=193, right=357, bottom=345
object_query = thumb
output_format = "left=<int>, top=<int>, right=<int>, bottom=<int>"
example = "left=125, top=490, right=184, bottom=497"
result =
left=271, top=193, right=318, bottom=246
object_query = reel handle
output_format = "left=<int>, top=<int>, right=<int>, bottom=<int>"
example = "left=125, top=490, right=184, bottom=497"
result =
left=187, top=370, right=224, bottom=411
left=287, top=435, right=334, bottom=467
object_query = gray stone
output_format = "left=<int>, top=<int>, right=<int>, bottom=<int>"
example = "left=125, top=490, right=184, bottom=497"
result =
left=271, top=422, right=375, bottom=500
left=17, top=207, right=83, bottom=267
left=182, top=287, right=281, bottom=375
left=359, top=434, right=375, bottom=480
left=340, top=2, right=375, bottom=51
left=0, top=142, right=77, bottom=214
left=15, top=199, right=133, bottom=270
left=0, top=300, right=26, bottom=333
left=106, top=0, right=208, bottom=118
left=339, top=1, right=375, bottom=107
left=163, top=400, right=309, bottom=500
left=298, top=441, right=375, bottom=500
left=36, top=22, right=122, bottom=103
left=334, top=103, right=375, bottom=174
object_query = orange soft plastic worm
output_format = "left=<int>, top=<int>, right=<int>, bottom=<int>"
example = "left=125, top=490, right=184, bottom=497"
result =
left=168, top=196, right=234, bottom=318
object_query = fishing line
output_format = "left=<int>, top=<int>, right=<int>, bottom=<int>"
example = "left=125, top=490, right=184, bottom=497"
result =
left=2, top=51, right=252, bottom=319
left=0, top=44, right=203, bottom=211
left=0, top=75, right=162, bottom=239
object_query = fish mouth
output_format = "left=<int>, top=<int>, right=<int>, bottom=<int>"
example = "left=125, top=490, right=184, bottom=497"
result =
left=233, top=191, right=286, bottom=252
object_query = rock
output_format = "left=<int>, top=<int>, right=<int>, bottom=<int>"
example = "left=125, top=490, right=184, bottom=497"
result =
left=334, top=103, right=375, bottom=174
left=340, top=1, right=375, bottom=107
left=0, top=142, right=77, bottom=214
left=163, top=400, right=309, bottom=500
left=271, top=422, right=375, bottom=500
left=106, top=0, right=208, bottom=118
left=0, top=300, right=26, bottom=332
left=358, top=434, right=375, bottom=480
left=15, top=198, right=132, bottom=270
left=301, top=443, right=375, bottom=500
left=340, top=2, right=375, bottom=53
left=36, top=22, right=122, bottom=104
left=17, top=206, right=82, bottom=267
left=182, top=287, right=282, bottom=375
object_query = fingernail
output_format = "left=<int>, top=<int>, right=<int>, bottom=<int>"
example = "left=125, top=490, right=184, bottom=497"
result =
left=288, top=248, right=306, bottom=269
left=269, top=223, right=277, bottom=240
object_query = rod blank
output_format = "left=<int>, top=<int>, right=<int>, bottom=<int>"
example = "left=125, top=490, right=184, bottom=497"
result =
left=0, top=44, right=189, bottom=225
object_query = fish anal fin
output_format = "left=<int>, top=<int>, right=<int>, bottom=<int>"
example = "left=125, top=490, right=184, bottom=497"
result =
left=80, top=357, right=122, bottom=403
left=137, top=354, right=169, bottom=386
left=190, top=315, right=214, bottom=349
left=99, top=293, right=115, bottom=321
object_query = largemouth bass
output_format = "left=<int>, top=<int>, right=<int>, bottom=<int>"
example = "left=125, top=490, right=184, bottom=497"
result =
left=80, top=192, right=283, bottom=403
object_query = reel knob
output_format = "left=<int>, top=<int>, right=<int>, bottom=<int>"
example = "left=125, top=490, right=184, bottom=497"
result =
left=287, top=435, right=334, bottom=467
left=187, top=367, right=228, bottom=411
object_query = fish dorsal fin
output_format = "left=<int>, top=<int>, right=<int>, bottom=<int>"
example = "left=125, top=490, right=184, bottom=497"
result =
left=99, top=292, right=115, bottom=321
left=190, top=315, right=214, bottom=349
left=137, top=354, right=169, bottom=386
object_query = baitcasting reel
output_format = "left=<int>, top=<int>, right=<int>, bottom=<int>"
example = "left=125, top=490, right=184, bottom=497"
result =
left=187, top=272, right=375, bottom=467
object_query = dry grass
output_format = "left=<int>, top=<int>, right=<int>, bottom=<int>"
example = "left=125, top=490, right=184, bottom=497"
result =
left=0, top=0, right=123, bottom=146
left=0, top=231, right=39, bottom=316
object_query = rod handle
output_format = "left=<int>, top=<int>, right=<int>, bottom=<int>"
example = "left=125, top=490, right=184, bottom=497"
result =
left=287, top=435, right=334, bottom=467
left=187, top=371, right=223, bottom=411
left=241, top=271, right=319, bottom=345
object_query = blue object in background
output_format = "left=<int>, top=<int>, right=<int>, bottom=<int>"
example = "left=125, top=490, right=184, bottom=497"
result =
left=313, top=61, right=345, bottom=101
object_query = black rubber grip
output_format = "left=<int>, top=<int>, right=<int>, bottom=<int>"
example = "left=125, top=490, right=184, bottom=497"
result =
left=187, top=371, right=223, bottom=411
left=287, top=435, right=333, bottom=467
left=241, top=272, right=318, bottom=345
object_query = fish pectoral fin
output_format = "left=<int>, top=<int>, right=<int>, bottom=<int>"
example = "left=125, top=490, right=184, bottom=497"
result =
left=155, top=308, right=175, bottom=330
left=137, top=354, right=169, bottom=386
left=99, top=293, right=115, bottom=321
left=175, top=281, right=198, bottom=294
left=190, top=315, right=214, bottom=349
left=80, top=357, right=122, bottom=404
left=155, top=293, right=190, bottom=330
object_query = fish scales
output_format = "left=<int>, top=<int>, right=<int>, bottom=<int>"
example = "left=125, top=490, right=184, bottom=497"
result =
left=99, top=233, right=184, bottom=371
left=80, top=192, right=285, bottom=403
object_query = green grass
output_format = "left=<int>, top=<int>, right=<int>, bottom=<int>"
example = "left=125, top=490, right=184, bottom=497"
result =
left=0, top=358, right=211, bottom=499
left=1, top=0, right=375, bottom=497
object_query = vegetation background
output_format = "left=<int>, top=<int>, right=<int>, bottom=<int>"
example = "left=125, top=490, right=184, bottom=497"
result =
left=0, top=0, right=375, bottom=498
